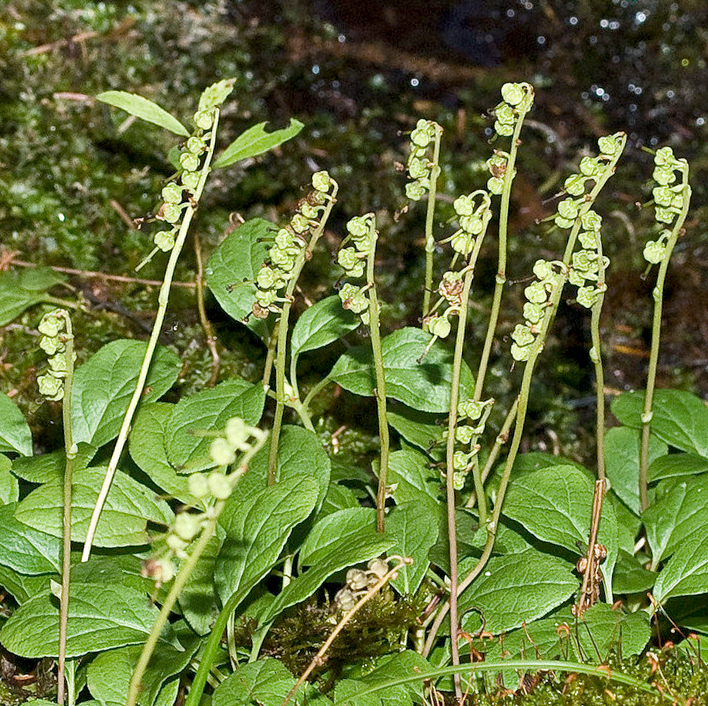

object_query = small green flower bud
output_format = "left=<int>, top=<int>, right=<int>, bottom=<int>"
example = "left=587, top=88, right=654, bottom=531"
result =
left=460, top=215, right=483, bottom=235
left=346, top=216, right=369, bottom=237
left=48, top=352, right=68, bottom=374
left=652, top=166, right=676, bottom=186
left=453, top=451, right=469, bottom=471
left=208, top=470, right=232, bottom=499
left=167, top=534, right=188, bottom=553
left=578, top=231, right=596, bottom=249
left=300, top=202, right=319, bottom=220
left=339, top=283, right=369, bottom=315
left=579, top=156, right=601, bottom=177
left=410, top=126, right=432, bottom=148
left=453, top=194, right=474, bottom=216
left=576, top=286, right=598, bottom=308
left=154, top=231, right=176, bottom=252
left=580, top=210, right=602, bottom=231
left=338, top=247, right=361, bottom=272
left=290, top=213, right=310, bottom=234
left=511, top=323, right=535, bottom=347
left=654, top=206, right=675, bottom=224
left=493, top=120, right=514, bottom=137
left=554, top=214, right=574, bottom=229
left=654, top=146, right=675, bottom=167
left=38, top=314, right=63, bottom=338
left=495, top=102, right=516, bottom=126
left=524, top=281, right=548, bottom=304
left=346, top=568, right=368, bottom=590
left=162, top=183, right=184, bottom=204
left=255, top=288, right=277, bottom=307
left=181, top=171, right=200, bottom=191
left=188, top=473, right=210, bottom=499
left=456, top=425, right=474, bottom=444
left=39, top=336, right=64, bottom=355
left=407, top=157, right=429, bottom=179
left=564, top=173, right=587, bottom=196
left=256, top=266, right=279, bottom=290
left=225, top=417, right=249, bottom=449
left=501, top=82, right=525, bottom=106
left=194, top=109, right=215, bottom=130
left=643, top=240, right=665, bottom=264
left=368, top=558, right=389, bottom=578
left=425, top=313, right=451, bottom=338
left=210, top=438, right=236, bottom=466
left=161, top=203, right=182, bottom=225
left=523, top=302, right=544, bottom=324
left=532, top=260, right=555, bottom=282
left=598, top=134, right=620, bottom=156
left=510, top=342, right=531, bottom=362
left=405, top=180, right=427, bottom=201
left=180, top=152, right=200, bottom=172
left=174, top=512, right=202, bottom=542
left=312, top=170, right=331, bottom=192
left=487, top=176, right=504, bottom=195
left=557, top=198, right=579, bottom=220
left=187, top=136, right=206, bottom=154
left=38, top=373, right=64, bottom=401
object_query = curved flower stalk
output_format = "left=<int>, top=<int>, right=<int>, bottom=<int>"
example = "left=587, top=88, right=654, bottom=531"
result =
left=127, top=418, right=267, bottom=706
left=337, top=214, right=390, bottom=532
left=638, top=147, right=691, bottom=511
left=82, top=81, right=235, bottom=561
left=37, top=309, right=76, bottom=705
left=264, top=172, right=338, bottom=484
left=404, top=119, right=443, bottom=318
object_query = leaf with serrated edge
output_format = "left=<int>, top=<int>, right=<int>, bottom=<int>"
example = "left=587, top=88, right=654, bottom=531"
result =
left=215, top=477, right=319, bottom=605
left=213, top=119, right=304, bottom=169
left=97, top=91, right=189, bottom=136
left=0, top=503, right=61, bottom=574
left=387, top=448, right=441, bottom=507
left=15, top=467, right=173, bottom=547
left=290, top=295, right=359, bottom=360
left=213, top=658, right=302, bottom=706
left=205, top=218, right=275, bottom=341
left=459, top=550, right=578, bottom=634
left=0, top=582, right=179, bottom=658
left=611, top=389, right=708, bottom=457
left=654, top=534, right=708, bottom=602
left=166, top=379, right=265, bottom=473
left=0, top=457, right=19, bottom=504
left=329, top=327, right=475, bottom=414
left=71, top=340, right=181, bottom=448
left=0, top=393, right=32, bottom=456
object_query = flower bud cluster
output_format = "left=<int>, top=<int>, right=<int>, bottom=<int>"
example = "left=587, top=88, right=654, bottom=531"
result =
left=142, top=416, right=265, bottom=586
left=405, top=119, right=441, bottom=202
left=644, top=147, right=689, bottom=264
left=337, top=213, right=376, bottom=325
left=568, top=210, right=609, bottom=308
left=492, top=82, right=534, bottom=138
left=422, top=192, right=491, bottom=341
left=510, top=259, right=563, bottom=362
left=252, top=171, right=335, bottom=319
left=449, top=397, right=494, bottom=490
left=152, top=81, right=234, bottom=254
left=554, top=133, right=624, bottom=230
left=37, top=310, right=73, bottom=402
left=333, top=558, right=390, bottom=612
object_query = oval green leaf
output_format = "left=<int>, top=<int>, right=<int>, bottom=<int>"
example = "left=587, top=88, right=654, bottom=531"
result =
left=0, top=393, right=32, bottom=456
left=290, top=295, right=359, bottom=360
left=97, top=90, right=189, bottom=136
left=213, top=119, right=304, bottom=169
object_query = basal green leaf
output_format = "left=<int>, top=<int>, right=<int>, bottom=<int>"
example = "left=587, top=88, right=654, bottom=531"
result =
left=611, top=390, right=708, bottom=457
left=290, top=295, right=359, bottom=360
left=502, top=464, right=619, bottom=592
left=653, top=534, right=708, bottom=603
left=0, top=503, right=61, bottom=574
left=459, top=550, right=578, bottom=634
left=71, top=340, right=181, bottom=448
left=130, top=402, right=205, bottom=507
left=213, top=119, right=304, bottom=169
left=0, top=456, right=18, bottom=504
left=613, top=550, right=656, bottom=594
left=319, top=483, right=360, bottom=517
left=387, top=407, right=445, bottom=461
left=0, top=565, right=51, bottom=604
left=649, top=452, right=708, bottom=483
left=97, top=90, right=190, bottom=136
left=0, top=582, right=179, bottom=658
left=387, top=448, right=441, bottom=507
left=263, top=509, right=394, bottom=623
left=0, top=269, right=66, bottom=327
left=329, top=327, right=475, bottom=414
left=166, top=379, right=265, bottom=473
left=604, top=426, right=667, bottom=515
left=387, top=502, right=438, bottom=595
left=213, top=658, right=301, bottom=706
left=11, top=444, right=96, bottom=484
left=643, top=474, right=708, bottom=565
left=0, top=393, right=32, bottom=456
left=215, top=476, right=319, bottom=605
left=15, top=467, right=174, bottom=547
left=205, top=218, right=275, bottom=341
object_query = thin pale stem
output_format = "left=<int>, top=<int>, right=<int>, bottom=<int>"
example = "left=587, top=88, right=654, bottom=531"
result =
left=366, top=219, right=390, bottom=534
left=639, top=183, right=690, bottom=511
left=590, top=232, right=607, bottom=482
left=82, top=111, right=222, bottom=562
left=57, top=313, right=75, bottom=706
left=267, top=184, right=338, bottom=484
left=194, top=233, right=220, bottom=387
left=422, top=125, right=443, bottom=318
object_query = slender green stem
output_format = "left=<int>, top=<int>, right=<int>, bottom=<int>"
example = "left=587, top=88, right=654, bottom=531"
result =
left=267, top=184, right=338, bottom=484
left=126, top=507, right=222, bottom=706
left=424, top=278, right=565, bottom=659
left=422, top=125, right=443, bottom=318
left=82, top=111, right=222, bottom=562
left=366, top=219, right=390, bottom=534
left=590, top=233, right=607, bottom=482
left=57, top=313, right=75, bottom=706
left=301, top=377, right=332, bottom=418
left=128, top=435, right=265, bottom=706
left=262, top=322, right=278, bottom=389
left=474, top=101, right=531, bottom=398
left=639, top=184, right=691, bottom=511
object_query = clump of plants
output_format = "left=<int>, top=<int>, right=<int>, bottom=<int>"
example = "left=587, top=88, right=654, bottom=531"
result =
left=0, top=76, right=706, bottom=706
